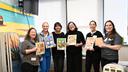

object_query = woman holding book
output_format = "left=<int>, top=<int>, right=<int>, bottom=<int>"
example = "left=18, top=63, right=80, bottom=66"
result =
left=52, top=22, right=65, bottom=72
left=100, top=20, right=122, bottom=69
left=39, top=22, right=55, bottom=72
left=85, top=20, right=103, bottom=72
left=21, top=28, right=40, bottom=72
left=66, top=21, right=85, bottom=72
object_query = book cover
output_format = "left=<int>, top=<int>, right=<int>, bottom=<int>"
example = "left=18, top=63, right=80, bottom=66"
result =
left=67, top=35, right=77, bottom=45
left=44, top=34, right=56, bottom=48
left=57, top=38, right=66, bottom=50
left=95, top=37, right=104, bottom=46
left=85, top=37, right=95, bottom=50
left=36, top=42, right=45, bottom=55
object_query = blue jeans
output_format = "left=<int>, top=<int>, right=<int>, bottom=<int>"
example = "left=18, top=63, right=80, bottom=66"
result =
left=40, top=49, right=51, bottom=72
left=12, top=60, right=21, bottom=72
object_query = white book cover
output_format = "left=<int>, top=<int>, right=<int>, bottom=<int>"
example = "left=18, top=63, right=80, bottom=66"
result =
left=67, top=35, right=77, bottom=45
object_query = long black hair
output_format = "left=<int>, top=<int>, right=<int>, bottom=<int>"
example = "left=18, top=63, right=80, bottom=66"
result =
left=25, top=27, right=39, bottom=42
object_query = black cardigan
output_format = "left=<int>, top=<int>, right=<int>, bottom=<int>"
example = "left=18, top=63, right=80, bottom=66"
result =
left=66, top=31, right=85, bottom=54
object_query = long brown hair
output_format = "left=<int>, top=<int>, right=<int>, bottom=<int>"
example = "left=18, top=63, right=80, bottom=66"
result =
left=104, top=20, right=117, bottom=38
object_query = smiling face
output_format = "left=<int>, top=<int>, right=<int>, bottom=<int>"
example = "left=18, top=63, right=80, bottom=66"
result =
left=55, top=25, right=61, bottom=32
left=42, top=22, right=49, bottom=32
left=105, top=22, right=113, bottom=33
left=68, top=23, right=76, bottom=31
left=29, top=29, right=36, bottom=40
left=89, top=21, right=97, bottom=32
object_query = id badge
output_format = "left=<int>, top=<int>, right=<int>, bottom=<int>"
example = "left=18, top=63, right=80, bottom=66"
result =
left=31, top=57, right=36, bottom=61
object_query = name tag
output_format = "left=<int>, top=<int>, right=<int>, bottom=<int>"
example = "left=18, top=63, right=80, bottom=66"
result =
left=31, top=57, right=36, bottom=61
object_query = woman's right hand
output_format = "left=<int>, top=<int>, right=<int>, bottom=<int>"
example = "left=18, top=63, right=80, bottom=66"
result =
left=32, top=47, right=37, bottom=52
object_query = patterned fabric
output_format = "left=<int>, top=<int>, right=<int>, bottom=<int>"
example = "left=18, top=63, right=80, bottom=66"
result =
left=11, top=48, right=20, bottom=61
left=21, top=40, right=40, bottom=66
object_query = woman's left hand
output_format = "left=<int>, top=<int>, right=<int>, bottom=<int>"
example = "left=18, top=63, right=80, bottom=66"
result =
left=75, top=42, right=83, bottom=47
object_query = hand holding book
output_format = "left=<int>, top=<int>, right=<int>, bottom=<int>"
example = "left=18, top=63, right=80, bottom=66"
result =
left=57, top=38, right=66, bottom=50
left=85, top=37, right=95, bottom=51
left=75, top=42, right=83, bottom=47
left=95, top=37, right=104, bottom=47
left=36, top=42, right=45, bottom=55
left=67, top=35, right=77, bottom=45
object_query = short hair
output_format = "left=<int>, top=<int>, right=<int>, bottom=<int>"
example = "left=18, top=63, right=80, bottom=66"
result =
left=89, top=20, right=97, bottom=26
left=42, top=22, right=49, bottom=27
left=54, top=22, right=62, bottom=30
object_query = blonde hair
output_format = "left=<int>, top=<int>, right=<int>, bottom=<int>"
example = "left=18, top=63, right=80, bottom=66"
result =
left=9, top=33, right=19, bottom=48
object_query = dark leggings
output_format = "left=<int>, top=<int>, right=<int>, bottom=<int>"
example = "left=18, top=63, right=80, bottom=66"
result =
left=85, top=55, right=100, bottom=72
left=53, top=55, right=65, bottom=72
left=67, top=52, right=82, bottom=72
left=21, top=62, right=38, bottom=72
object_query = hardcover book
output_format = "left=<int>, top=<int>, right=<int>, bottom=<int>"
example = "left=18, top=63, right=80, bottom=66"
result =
left=67, top=35, right=77, bottom=45
left=85, top=37, right=95, bottom=50
left=36, top=42, right=45, bottom=55
left=95, top=37, right=104, bottom=46
left=44, top=34, right=56, bottom=48
left=57, top=38, right=66, bottom=50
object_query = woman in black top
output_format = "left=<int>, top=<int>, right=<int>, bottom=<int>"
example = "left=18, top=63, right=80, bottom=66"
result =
left=66, top=21, right=85, bottom=72
left=52, top=22, right=65, bottom=72
left=85, top=20, right=103, bottom=72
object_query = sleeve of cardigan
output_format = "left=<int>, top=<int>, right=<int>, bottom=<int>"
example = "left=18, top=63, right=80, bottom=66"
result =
left=79, top=31, right=85, bottom=45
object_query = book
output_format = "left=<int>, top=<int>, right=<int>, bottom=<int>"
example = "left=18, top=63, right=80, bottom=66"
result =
left=36, top=42, right=45, bottom=55
left=95, top=37, right=104, bottom=46
left=57, top=38, right=66, bottom=50
left=85, top=37, right=95, bottom=50
left=67, top=35, right=77, bottom=45
left=44, top=34, right=56, bottom=48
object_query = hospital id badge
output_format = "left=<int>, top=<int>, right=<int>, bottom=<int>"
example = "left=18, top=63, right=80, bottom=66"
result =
left=31, top=57, right=36, bottom=61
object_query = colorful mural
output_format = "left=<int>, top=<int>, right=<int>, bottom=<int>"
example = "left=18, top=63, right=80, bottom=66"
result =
left=0, top=1, right=35, bottom=36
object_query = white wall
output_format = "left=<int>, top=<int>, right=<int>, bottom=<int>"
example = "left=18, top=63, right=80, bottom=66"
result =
left=119, top=46, right=128, bottom=61
left=67, top=0, right=104, bottom=36
left=37, top=0, right=66, bottom=33
left=37, top=0, right=103, bottom=35
left=104, top=0, right=128, bottom=45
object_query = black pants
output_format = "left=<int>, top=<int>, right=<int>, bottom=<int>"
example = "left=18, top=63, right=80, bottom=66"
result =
left=21, top=62, right=38, bottom=72
left=85, top=54, right=100, bottom=72
left=67, top=52, right=82, bottom=72
left=101, top=58, right=118, bottom=69
left=53, top=54, right=65, bottom=72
